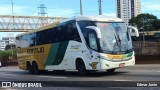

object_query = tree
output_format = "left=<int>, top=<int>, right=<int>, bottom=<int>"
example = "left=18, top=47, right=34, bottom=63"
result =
left=129, top=13, right=160, bottom=32
left=0, top=50, right=17, bottom=66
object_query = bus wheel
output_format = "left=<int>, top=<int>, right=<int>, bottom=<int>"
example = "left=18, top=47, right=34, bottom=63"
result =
left=107, top=69, right=115, bottom=74
left=77, top=60, right=87, bottom=75
left=32, top=62, right=39, bottom=74
left=27, top=62, right=33, bottom=74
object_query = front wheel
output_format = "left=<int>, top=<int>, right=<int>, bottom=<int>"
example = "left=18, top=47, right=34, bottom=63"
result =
left=77, top=61, right=87, bottom=75
left=107, top=69, right=115, bottom=74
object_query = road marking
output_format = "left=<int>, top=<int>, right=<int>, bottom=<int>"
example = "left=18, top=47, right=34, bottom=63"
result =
left=0, top=73, right=17, bottom=76
left=114, top=79, right=131, bottom=81
left=38, top=76, right=68, bottom=79
left=89, top=78, right=104, bottom=79
left=131, top=70, right=160, bottom=73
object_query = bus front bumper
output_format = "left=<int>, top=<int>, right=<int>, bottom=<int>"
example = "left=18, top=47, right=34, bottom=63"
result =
left=100, top=56, right=135, bottom=70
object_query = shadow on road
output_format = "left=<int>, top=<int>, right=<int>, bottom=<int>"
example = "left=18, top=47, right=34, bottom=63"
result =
left=13, top=70, right=129, bottom=77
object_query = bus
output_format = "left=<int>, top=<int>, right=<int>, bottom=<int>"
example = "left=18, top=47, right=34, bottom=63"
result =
left=16, top=16, right=139, bottom=75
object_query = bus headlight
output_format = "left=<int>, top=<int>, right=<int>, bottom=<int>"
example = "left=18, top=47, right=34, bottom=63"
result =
left=98, top=55, right=112, bottom=61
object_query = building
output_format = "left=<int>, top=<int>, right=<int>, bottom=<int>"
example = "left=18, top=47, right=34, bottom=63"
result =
left=0, top=37, right=15, bottom=51
left=0, top=40, right=6, bottom=51
left=116, top=0, right=141, bottom=25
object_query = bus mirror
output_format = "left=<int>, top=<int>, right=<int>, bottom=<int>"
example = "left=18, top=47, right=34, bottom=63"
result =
left=86, top=26, right=102, bottom=38
left=127, top=26, right=139, bottom=37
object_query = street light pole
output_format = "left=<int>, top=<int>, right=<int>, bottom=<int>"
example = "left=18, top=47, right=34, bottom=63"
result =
left=11, top=0, right=14, bottom=16
left=98, top=0, right=102, bottom=15
left=142, top=18, right=145, bottom=46
left=80, top=0, right=83, bottom=15
left=11, top=0, right=14, bottom=30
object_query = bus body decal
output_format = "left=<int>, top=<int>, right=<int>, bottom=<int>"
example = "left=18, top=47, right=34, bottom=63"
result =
left=45, top=43, right=60, bottom=65
left=46, top=41, right=69, bottom=65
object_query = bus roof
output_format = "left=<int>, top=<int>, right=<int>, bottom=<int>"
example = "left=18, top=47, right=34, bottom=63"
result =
left=62, top=15, right=123, bottom=23
left=16, top=15, right=123, bottom=37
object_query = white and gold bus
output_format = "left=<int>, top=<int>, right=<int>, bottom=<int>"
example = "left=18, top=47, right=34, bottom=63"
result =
left=16, top=16, right=139, bottom=75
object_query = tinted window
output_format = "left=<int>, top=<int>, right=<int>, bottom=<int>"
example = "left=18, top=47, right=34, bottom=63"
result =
left=78, top=21, right=95, bottom=39
left=20, top=20, right=81, bottom=47
left=21, top=33, right=35, bottom=47
left=36, top=28, right=56, bottom=45
left=61, top=22, right=81, bottom=42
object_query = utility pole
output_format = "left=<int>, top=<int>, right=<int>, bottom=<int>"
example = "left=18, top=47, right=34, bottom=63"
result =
left=11, top=0, right=14, bottom=16
left=38, top=4, right=48, bottom=26
left=98, top=0, right=102, bottom=15
left=126, top=0, right=129, bottom=26
left=142, top=18, right=145, bottom=46
left=80, top=0, right=83, bottom=15
left=11, top=0, right=14, bottom=29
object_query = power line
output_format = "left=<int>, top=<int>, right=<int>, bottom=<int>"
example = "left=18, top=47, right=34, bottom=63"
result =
left=31, top=0, right=44, bottom=16
left=38, top=4, right=47, bottom=16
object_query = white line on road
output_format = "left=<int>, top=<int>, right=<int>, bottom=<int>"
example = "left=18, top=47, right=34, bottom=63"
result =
left=38, top=76, right=68, bottom=79
left=114, top=79, right=131, bottom=81
left=0, top=73, right=17, bottom=76
left=89, top=78, right=104, bottom=80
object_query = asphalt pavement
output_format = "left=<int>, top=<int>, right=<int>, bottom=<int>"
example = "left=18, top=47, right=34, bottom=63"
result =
left=0, top=64, right=160, bottom=90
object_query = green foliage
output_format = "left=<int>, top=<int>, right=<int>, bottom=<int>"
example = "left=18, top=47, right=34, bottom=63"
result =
left=0, top=50, right=17, bottom=61
left=129, top=13, right=160, bottom=31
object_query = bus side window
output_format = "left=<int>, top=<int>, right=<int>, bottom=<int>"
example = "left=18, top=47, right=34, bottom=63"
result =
left=70, top=23, right=81, bottom=42
left=88, top=32, right=98, bottom=51
left=54, top=27, right=62, bottom=42
left=21, top=34, right=30, bottom=48
left=16, top=36, right=21, bottom=48
left=61, top=25, right=70, bottom=41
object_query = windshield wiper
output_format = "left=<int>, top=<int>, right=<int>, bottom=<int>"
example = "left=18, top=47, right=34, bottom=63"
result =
left=115, top=33, right=130, bottom=53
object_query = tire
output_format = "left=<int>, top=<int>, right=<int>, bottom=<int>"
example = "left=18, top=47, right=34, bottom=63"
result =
left=32, top=62, right=39, bottom=74
left=77, top=61, right=87, bottom=75
left=53, top=70, right=65, bottom=72
left=28, top=63, right=33, bottom=74
left=107, top=69, right=115, bottom=74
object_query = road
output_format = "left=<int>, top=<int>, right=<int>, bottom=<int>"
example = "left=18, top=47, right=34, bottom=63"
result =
left=0, top=64, right=160, bottom=90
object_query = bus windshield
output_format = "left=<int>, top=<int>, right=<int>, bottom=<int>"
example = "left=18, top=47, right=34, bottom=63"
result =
left=96, top=22, right=133, bottom=54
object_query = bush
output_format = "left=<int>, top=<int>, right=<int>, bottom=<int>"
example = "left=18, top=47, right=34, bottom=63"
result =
left=0, top=50, right=17, bottom=65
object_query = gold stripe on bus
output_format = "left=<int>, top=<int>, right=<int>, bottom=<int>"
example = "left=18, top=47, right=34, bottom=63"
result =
left=17, top=44, right=51, bottom=70
left=106, top=54, right=123, bottom=59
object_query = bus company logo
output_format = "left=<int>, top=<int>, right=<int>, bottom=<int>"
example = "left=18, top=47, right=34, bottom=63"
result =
left=71, top=45, right=81, bottom=49
left=89, top=62, right=99, bottom=69
left=27, top=47, right=44, bottom=54
left=2, top=82, right=11, bottom=88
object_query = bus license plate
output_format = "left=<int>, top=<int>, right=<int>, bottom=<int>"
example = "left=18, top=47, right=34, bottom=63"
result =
left=119, top=63, right=125, bottom=67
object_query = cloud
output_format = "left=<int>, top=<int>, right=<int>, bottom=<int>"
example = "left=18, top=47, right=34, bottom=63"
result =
left=142, top=2, right=160, bottom=11
left=0, top=5, right=29, bottom=15
left=33, top=8, right=76, bottom=17
left=0, top=4, right=76, bottom=17
left=142, top=0, right=160, bottom=18
left=103, top=13, right=116, bottom=17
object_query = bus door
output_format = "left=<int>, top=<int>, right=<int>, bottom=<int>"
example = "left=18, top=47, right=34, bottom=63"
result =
left=86, top=31, right=100, bottom=70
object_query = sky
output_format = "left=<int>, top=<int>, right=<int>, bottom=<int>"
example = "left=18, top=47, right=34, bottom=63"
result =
left=0, top=0, right=160, bottom=39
